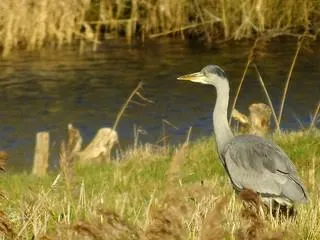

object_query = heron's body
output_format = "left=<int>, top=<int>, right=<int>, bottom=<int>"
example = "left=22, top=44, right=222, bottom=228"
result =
left=221, top=134, right=307, bottom=205
left=177, top=65, right=308, bottom=207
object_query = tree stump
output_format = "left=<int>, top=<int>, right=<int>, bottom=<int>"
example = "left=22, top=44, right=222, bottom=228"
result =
left=77, top=128, right=118, bottom=165
left=65, top=123, right=82, bottom=157
left=232, top=103, right=272, bottom=136
left=59, top=124, right=83, bottom=186
left=32, top=132, right=49, bottom=176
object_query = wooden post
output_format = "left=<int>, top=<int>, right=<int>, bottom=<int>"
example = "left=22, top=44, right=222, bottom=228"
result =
left=32, top=132, right=49, bottom=176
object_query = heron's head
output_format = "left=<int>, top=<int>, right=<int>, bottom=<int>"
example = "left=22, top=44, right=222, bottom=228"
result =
left=177, top=65, right=227, bottom=87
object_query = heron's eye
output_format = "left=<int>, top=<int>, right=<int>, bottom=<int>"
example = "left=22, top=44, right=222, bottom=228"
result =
left=202, top=70, right=208, bottom=77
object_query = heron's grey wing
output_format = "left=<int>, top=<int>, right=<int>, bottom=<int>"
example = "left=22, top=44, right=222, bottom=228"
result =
left=221, top=135, right=307, bottom=203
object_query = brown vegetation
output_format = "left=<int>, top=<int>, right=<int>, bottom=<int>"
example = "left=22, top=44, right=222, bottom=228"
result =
left=236, top=189, right=286, bottom=240
left=1, top=0, right=319, bottom=56
left=0, top=0, right=90, bottom=57
left=0, top=210, right=16, bottom=239
left=0, top=151, right=8, bottom=172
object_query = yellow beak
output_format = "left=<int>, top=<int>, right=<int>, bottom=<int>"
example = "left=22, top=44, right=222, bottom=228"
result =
left=177, top=72, right=207, bottom=83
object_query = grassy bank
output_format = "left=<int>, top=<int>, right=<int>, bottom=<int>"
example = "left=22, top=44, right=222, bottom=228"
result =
left=1, top=0, right=320, bottom=57
left=0, top=130, right=319, bottom=239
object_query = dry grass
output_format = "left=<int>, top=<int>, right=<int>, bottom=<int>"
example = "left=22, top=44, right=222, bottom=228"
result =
left=0, top=0, right=91, bottom=57
left=0, top=130, right=319, bottom=239
left=94, top=0, right=319, bottom=41
left=199, top=198, right=228, bottom=240
left=1, top=0, right=319, bottom=56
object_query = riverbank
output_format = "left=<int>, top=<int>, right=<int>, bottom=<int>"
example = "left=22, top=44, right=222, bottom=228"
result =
left=1, top=0, right=319, bottom=57
left=0, top=129, right=319, bottom=239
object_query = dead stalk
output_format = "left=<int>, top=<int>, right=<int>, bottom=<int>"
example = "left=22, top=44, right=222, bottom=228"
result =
left=112, top=81, right=144, bottom=131
left=229, top=59, right=251, bottom=124
left=277, top=38, right=304, bottom=129
left=185, top=127, right=192, bottom=144
left=253, top=64, right=280, bottom=130
left=229, top=37, right=267, bottom=124
left=310, top=101, right=320, bottom=128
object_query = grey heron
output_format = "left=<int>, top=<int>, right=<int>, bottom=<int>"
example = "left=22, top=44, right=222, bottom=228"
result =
left=177, top=65, right=308, bottom=210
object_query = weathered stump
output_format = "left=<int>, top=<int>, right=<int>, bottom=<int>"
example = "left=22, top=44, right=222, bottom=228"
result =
left=59, top=124, right=83, bottom=186
left=65, top=123, right=82, bottom=157
left=77, top=128, right=118, bottom=165
left=32, top=132, right=49, bottom=176
left=232, top=103, right=272, bottom=136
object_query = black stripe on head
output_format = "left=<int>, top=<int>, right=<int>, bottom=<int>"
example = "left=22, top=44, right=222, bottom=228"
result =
left=201, top=65, right=227, bottom=79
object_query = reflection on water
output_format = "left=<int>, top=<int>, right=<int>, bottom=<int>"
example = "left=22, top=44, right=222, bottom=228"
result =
left=0, top=39, right=319, bottom=169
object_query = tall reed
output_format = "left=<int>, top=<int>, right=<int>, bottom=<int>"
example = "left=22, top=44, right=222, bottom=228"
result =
left=0, top=0, right=91, bottom=57
left=0, top=0, right=319, bottom=56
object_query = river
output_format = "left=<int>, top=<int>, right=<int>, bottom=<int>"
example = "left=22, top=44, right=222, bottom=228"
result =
left=0, top=39, right=319, bottom=169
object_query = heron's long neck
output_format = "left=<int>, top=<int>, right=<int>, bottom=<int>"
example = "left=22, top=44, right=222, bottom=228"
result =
left=213, top=81, right=234, bottom=153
